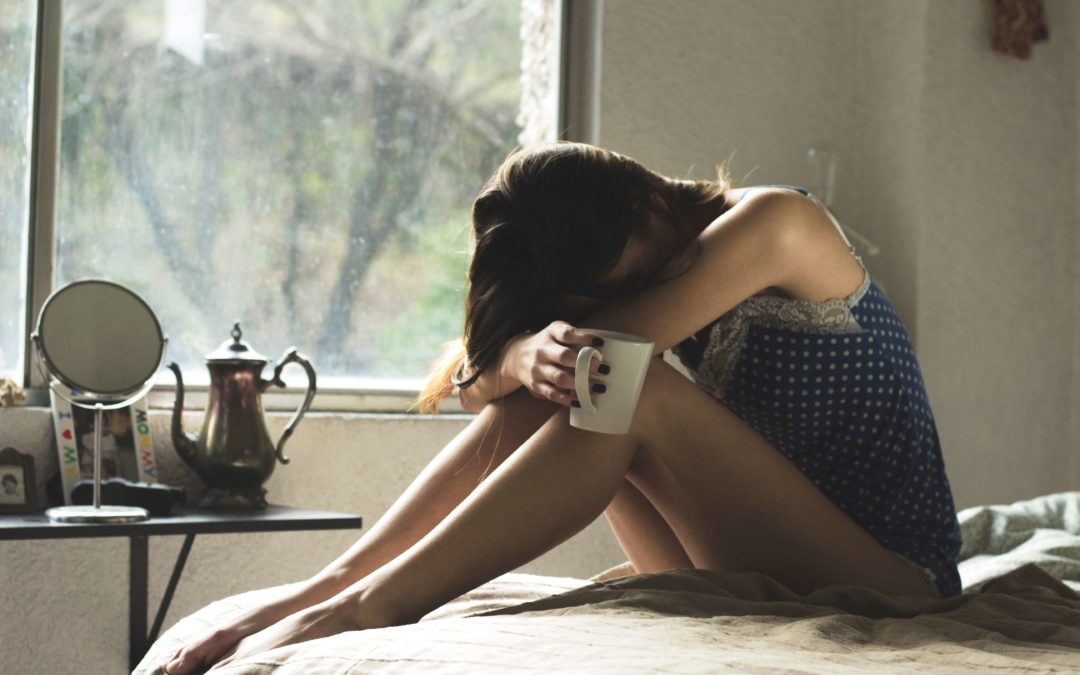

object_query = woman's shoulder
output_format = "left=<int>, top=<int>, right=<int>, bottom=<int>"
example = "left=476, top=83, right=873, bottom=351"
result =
left=726, top=184, right=809, bottom=207
left=702, top=185, right=825, bottom=258
left=709, top=186, right=864, bottom=305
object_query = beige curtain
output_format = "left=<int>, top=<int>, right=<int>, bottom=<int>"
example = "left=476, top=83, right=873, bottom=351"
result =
left=519, top=0, right=559, bottom=146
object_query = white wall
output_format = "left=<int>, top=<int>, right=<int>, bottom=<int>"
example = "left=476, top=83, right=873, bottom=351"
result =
left=592, top=0, right=1080, bottom=507
left=916, top=0, right=1078, bottom=507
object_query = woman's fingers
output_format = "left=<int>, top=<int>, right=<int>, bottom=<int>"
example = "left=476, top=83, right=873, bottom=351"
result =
left=544, top=344, right=577, bottom=369
left=533, top=382, right=573, bottom=407
left=548, top=321, right=606, bottom=351
left=544, top=341, right=611, bottom=377
left=530, top=366, right=606, bottom=408
left=529, top=321, right=610, bottom=406
left=542, top=364, right=575, bottom=392
left=545, top=365, right=607, bottom=396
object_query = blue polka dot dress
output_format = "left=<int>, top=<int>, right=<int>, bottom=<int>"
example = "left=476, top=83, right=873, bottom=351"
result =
left=671, top=186, right=963, bottom=598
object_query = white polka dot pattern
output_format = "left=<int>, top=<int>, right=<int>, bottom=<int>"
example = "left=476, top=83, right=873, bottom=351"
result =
left=671, top=193, right=963, bottom=597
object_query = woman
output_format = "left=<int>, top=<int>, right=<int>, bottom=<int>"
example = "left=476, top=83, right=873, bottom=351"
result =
left=165, top=142, right=962, bottom=674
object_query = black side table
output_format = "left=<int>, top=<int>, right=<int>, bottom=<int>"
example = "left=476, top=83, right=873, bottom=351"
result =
left=0, top=504, right=364, bottom=670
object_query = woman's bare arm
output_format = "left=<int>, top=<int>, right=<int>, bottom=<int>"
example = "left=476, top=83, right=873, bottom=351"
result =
left=458, top=317, right=611, bottom=413
left=575, top=189, right=827, bottom=354
left=462, top=190, right=827, bottom=414
left=457, top=334, right=530, bottom=413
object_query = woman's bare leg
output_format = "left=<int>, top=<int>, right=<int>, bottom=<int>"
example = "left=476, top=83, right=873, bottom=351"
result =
left=164, top=390, right=562, bottom=674
left=345, top=357, right=935, bottom=628
left=604, top=477, right=694, bottom=574
left=354, top=407, right=641, bottom=625
left=314, top=388, right=562, bottom=594
left=325, top=389, right=694, bottom=589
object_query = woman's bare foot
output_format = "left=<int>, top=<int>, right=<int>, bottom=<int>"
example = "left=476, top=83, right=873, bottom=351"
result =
left=204, top=600, right=362, bottom=672
left=162, top=580, right=328, bottom=674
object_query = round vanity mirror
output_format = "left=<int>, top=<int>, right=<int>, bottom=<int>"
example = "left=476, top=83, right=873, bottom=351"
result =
left=32, top=279, right=168, bottom=523
left=37, top=279, right=165, bottom=397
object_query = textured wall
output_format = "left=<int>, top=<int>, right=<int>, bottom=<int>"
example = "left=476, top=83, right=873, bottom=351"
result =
left=594, top=0, right=1080, bottom=507
left=0, top=408, right=624, bottom=675
left=848, top=0, right=929, bottom=341
left=916, top=0, right=1078, bottom=507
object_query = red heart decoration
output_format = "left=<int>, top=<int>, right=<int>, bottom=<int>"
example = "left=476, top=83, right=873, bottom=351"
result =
left=62, top=429, right=72, bottom=440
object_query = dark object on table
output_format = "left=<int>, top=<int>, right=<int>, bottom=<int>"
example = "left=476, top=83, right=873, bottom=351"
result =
left=71, top=478, right=185, bottom=517
left=167, top=322, right=316, bottom=510
left=0, top=447, right=38, bottom=514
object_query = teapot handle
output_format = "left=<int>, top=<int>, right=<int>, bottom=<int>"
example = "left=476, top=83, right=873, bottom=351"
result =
left=264, top=348, right=317, bottom=465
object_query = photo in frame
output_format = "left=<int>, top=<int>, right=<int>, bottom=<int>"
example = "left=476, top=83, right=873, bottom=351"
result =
left=0, top=446, right=38, bottom=514
left=50, top=386, right=158, bottom=505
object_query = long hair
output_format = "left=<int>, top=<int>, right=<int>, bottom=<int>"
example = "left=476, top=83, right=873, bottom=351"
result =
left=414, top=142, right=729, bottom=414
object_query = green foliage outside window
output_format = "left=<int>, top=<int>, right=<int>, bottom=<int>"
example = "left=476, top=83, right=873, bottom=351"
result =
left=1, top=0, right=528, bottom=384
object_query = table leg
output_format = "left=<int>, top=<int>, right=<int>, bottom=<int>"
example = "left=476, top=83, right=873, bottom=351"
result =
left=130, top=534, right=149, bottom=671
left=149, top=533, right=196, bottom=645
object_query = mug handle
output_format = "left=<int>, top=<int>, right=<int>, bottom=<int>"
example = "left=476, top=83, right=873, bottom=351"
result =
left=574, top=346, right=603, bottom=415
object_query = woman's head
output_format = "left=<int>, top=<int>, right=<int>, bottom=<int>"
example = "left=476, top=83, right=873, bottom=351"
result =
left=415, top=141, right=728, bottom=412
left=471, top=143, right=665, bottom=299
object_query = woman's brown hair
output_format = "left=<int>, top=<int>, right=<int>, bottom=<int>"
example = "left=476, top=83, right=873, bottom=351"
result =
left=414, top=142, right=729, bottom=414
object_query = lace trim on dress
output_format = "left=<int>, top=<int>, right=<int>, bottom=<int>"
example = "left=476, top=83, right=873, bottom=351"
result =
left=674, top=186, right=873, bottom=400
left=680, top=263, right=872, bottom=401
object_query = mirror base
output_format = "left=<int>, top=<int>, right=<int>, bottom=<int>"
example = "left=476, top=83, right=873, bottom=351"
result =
left=46, top=504, right=150, bottom=523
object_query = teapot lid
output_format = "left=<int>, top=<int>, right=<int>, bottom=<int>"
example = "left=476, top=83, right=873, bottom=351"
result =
left=206, top=322, right=268, bottom=363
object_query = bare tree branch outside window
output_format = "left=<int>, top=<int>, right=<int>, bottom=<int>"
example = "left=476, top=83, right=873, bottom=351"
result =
left=47, top=0, right=535, bottom=383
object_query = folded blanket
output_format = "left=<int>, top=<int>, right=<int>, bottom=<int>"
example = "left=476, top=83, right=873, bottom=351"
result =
left=956, top=491, right=1080, bottom=592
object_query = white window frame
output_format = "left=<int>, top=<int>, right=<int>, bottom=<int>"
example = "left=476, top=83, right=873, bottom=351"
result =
left=17, top=0, right=598, bottom=413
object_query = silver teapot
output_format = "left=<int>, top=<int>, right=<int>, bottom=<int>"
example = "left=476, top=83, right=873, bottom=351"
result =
left=168, top=323, right=316, bottom=508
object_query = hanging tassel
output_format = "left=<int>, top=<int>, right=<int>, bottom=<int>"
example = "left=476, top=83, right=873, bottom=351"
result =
left=990, top=0, right=1050, bottom=60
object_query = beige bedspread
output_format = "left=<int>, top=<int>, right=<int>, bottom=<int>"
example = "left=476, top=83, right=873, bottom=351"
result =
left=136, top=492, right=1080, bottom=674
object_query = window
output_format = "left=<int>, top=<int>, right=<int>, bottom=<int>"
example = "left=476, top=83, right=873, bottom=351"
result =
left=0, top=1, right=36, bottom=380
left=4, top=0, right=562, bottom=407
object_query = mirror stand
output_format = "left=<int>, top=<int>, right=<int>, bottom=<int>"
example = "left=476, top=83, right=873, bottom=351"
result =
left=30, top=278, right=169, bottom=525
left=41, top=376, right=157, bottom=524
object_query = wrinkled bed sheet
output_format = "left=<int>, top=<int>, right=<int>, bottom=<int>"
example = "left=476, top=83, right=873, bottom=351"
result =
left=135, top=491, right=1080, bottom=674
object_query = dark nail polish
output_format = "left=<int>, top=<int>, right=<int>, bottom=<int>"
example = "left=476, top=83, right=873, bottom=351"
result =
left=571, top=399, right=581, bottom=408
left=598, top=364, right=611, bottom=375
left=592, top=384, right=606, bottom=393
left=592, top=337, right=604, bottom=347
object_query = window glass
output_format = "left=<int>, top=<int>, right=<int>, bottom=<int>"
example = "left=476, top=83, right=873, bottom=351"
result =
left=0, top=2, right=36, bottom=380
left=56, top=0, right=527, bottom=386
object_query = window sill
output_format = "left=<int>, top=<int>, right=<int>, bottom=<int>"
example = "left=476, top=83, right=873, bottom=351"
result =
left=15, top=383, right=469, bottom=415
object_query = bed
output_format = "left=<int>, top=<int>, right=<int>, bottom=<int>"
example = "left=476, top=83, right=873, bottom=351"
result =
left=135, top=491, right=1080, bottom=673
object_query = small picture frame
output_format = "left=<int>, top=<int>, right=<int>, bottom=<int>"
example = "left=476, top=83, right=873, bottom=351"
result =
left=50, top=386, right=159, bottom=505
left=0, top=447, right=38, bottom=514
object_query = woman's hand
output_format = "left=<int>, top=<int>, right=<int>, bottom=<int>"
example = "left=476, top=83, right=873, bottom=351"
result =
left=162, top=581, right=321, bottom=675
left=502, top=320, right=609, bottom=408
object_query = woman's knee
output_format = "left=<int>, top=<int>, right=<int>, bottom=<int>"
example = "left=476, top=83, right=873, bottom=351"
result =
left=628, top=357, right=689, bottom=434
left=480, top=388, right=563, bottom=436
left=459, top=390, right=565, bottom=476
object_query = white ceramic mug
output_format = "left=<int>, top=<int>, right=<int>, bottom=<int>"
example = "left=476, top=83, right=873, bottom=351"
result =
left=570, top=329, right=655, bottom=435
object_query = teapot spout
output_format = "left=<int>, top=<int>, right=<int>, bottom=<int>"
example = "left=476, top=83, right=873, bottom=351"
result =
left=167, top=362, right=199, bottom=466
